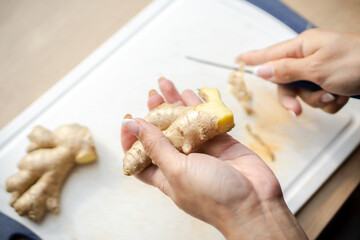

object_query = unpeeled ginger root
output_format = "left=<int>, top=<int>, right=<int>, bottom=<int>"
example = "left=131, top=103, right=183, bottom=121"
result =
left=123, top=87, right=235, bottom=175
left=6, top=124, right=97, bottom=222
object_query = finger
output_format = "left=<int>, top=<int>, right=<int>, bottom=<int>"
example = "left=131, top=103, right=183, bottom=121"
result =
left=121, top=114, right=138, bottom=151
left=158, top=77, right=184, bottom=106
left=147, top=89, right=165, bottom=110
left=297, top=89, right=336, bottom=108
left=277, top=86, right=302, bottom=116
left=181, top=89, right=202, bottom=106
left=237, top=37, right=303, bottom=65
left=198, top=134, right=254, bottom=160
left=135, top=165, right=172, bottom=196
left=123, top=118, right=185, bottom=175
left=256, top=58, right=314, bottom=84
left=322, top=96, right=349, bottom=114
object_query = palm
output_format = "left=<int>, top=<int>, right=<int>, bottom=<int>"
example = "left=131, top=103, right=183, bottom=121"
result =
left=198, top=134, right=281, bottom=201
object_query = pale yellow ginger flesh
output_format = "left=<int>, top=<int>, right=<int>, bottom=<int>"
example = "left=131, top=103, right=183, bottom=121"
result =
left=195, top=87, right=234, bottom=133
left=123, top=87, right=235, bottom=176
left=6, top=124, right=97, bottom=222
left=228, top=63, right=254, bottom=115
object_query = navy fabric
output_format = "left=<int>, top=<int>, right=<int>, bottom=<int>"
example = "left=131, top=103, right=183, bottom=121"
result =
left=245, top=0, right=315, bottom=33
left=0, top=212, right=41, bottom=240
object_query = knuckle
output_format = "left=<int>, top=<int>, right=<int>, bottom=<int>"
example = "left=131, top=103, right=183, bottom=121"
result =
left=299, top=91, right=321, bottom=108
left=321, top=80, right=338, bottom=93
left=143, top=134, right=162, bottom=155
left=306, top=60, right=325, bottom=84
left=167, top=166, right=181, bottom=179
left=304, top=98, right=321, bottom=108
left=167, top=159, right=184, bottom=179
left=275, top=59, right=291, bottom=80
left=166, top=155, right=188, bottom=180
left=275, top=59, right=299, bottom=82
left=327, top=31, right=343, bottom=45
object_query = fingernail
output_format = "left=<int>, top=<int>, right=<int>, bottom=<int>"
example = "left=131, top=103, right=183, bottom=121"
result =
left=289, top=110, right=297, bottom=118
left=149, top=89, right=157, bottom=97
left=255, top=64, right=274, bottom=79
left=124, top=114, right=132, bottom=119
left=321, top=93, right=335, bottom=103
left=122, top=119, right=141, bottom=137
left=158, top=77, right=166, bottom=83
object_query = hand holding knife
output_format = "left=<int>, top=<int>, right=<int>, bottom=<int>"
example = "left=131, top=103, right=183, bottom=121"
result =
left=186, top=56, right=360, bottom=99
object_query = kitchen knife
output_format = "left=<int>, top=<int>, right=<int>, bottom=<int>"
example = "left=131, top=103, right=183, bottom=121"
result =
left=186, top=56, right=360, bottom=99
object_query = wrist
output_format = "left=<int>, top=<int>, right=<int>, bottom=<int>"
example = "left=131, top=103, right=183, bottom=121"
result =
left=214, top=196, right=307, bottom=240
left=211, top=190, right=271, bottom=239
left=259, top=198, right=308, bottom=240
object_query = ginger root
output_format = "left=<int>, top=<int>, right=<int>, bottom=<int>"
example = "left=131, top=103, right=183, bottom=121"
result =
left=123, top=87, right=235, bottom=175
left=6, top=124, right=97, bottom=222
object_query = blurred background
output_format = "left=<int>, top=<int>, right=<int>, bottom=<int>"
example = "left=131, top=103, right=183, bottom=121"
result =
left=1, top=0, right=360, bottom=129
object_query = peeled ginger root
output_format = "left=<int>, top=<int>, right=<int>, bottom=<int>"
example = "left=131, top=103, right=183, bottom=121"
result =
left=123, top=87, right=235, bottom=176
left=6, top=124, right=97, bottom=222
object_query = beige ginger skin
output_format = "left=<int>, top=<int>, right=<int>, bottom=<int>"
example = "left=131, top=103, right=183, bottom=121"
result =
left=6, top=124, right=97, bottom=222
left=123, top=87, right=235, bottom=175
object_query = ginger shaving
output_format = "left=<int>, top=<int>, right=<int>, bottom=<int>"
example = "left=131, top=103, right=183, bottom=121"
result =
left=246, top=124, right=274, bottom=162
left=228, top=63, right=254, bottom=115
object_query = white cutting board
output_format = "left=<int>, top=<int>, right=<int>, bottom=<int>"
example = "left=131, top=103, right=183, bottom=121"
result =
left=1, top=0, right=360, bottom=239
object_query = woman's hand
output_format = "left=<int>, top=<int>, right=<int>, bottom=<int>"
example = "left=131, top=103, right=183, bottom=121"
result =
left=121, top=78, right=307, bottom=239
left=237, top=29, right=360, bottom=115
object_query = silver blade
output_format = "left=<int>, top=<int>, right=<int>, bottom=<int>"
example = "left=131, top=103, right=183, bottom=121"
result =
left=185, top=56, right=253, bottom=73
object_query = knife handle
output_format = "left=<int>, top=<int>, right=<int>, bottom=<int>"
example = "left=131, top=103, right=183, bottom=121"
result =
left=281, top=80, right=360, bottom=99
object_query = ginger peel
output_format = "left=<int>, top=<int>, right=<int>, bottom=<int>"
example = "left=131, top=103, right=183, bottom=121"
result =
left=6, top=124, right=97, bottom=222
left=123, top=87, right=234, bottom=176
left=228, top=66, right=276, bottom=161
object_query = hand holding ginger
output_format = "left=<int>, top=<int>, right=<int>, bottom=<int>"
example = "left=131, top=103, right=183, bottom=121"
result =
left=121, top=78, right=307, bottom=239
left=123, top=79, right=234, bottom=175
left=6, top=124, right=97, bottom=222
left=237, top=29, right=360, bottom=115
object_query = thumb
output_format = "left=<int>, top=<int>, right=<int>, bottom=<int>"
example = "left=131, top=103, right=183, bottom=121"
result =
left=122, top=118, right=184, bottom=174
left=255, top=58, right=312, bottom=84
